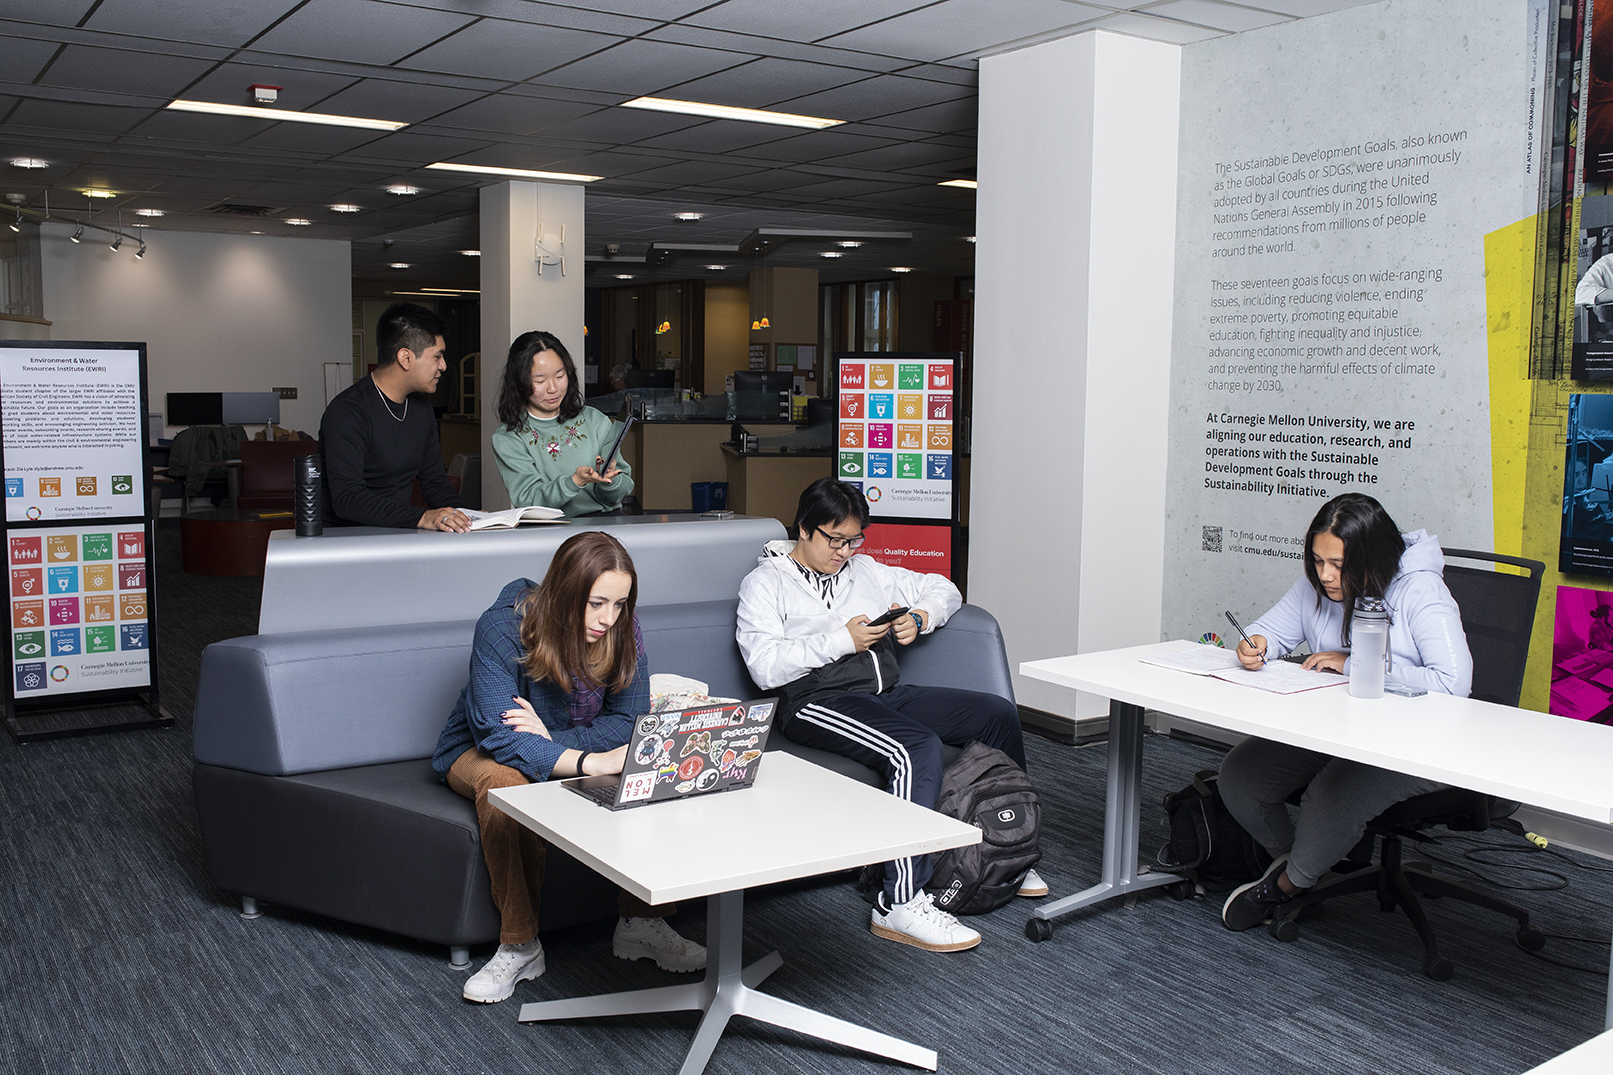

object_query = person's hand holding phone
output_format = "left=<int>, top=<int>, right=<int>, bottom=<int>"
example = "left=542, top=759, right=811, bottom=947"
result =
left=846, top=614, right=892, bottom=652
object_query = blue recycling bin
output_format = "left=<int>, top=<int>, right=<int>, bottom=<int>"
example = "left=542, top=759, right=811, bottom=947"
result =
left=691, top=481, right=729, bottom=512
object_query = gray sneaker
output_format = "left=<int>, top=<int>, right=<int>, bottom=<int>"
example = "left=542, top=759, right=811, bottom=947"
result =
left=613, top=917, right=706, bottom=972
left=462, top=939, right=545, bottom=1003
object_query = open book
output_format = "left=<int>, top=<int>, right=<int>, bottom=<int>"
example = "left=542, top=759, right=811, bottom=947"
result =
left=462, top=505, right=567, bottom=530
left=1140, top=643, right=1347, bottom=695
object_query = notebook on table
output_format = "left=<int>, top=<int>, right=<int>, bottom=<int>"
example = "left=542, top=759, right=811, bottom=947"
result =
left=564, top=699, right=777, bottom=810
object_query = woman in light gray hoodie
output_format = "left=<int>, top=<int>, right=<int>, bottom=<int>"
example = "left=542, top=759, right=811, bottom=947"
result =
left=1217, top=493, right=1473, bottom=932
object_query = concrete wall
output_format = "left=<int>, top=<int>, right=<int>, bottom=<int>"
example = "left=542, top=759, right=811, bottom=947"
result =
left=39, top=226, right=350, bottom=438
left=971, top=31, right=1181, bottom=722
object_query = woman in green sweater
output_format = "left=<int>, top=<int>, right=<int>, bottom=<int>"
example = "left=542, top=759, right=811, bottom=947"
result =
left=491, top=331, right=634, bottom=516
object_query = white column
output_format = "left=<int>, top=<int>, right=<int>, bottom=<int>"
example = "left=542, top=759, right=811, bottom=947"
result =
left=970, top=31, right=1181, bottom=724
left=479, top=180, right=585, bottom=510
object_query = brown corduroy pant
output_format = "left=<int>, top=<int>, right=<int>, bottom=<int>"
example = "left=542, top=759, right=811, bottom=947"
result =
left=447, top=747, right=671, bottom=944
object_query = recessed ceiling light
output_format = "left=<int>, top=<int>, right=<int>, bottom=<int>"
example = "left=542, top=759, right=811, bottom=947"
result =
left=386, top=185, right=420, bottom=196
left=705, top=264, right=727, bottom=271
left=459, top=249, right=481, bottom=256
left=674, top=212, right=703, bottom=221
left=891, top=267, right=914, bottom=273
left=165, top=99, right=407, bottom=131
left=615, top=274, right=634, bottom=280
left=83, top=189, right=116, bottom=199
left=622, top=96, right=842, bottom=130
left=939, top=179, right=977, bottom=190
left=836, top=241, right=862, bottom=248
left=329, top=203, right=360, bottom=213
left=389, top=262, right=411, bottom=269
left=425, top=162, right=602, bottom=183
left=284, top=218, right=311, bottom=226
left=135, top=208, right=164, bottom=217
left=819, top=251, right=842, bottom=259
left=9, top=158, right=47, bottom=169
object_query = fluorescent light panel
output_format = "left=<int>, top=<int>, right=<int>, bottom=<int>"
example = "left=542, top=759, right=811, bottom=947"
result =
left=166, top=99, right=407, bottom=131
left=622, top=96, right=842, bottom=130
left=939, top=179, right=977, bottom=189
left=426, top=162, right=601, bottom=183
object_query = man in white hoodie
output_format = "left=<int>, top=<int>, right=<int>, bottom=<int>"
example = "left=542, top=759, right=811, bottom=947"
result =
left=736, top=478, right=1043, bottom=953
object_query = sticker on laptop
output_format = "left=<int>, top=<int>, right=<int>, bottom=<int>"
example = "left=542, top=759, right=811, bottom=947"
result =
left=681, top=731, right=711, bottom=757
left=619, top=771, right=657, bottom=803
left=634, top=734, right=664, bottom=765
left=747, top=704, right=771, bottom=721
left=637, top=716, right=660, bottom=736
left=678, top=756, right=703, bottom=782
left=729, top=706, right=747, bottom=725
left=695, top=769, right=720, bottom=792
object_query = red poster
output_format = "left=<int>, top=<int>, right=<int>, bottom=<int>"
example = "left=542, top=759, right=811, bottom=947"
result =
left=857, top=523, right=952, bottom=579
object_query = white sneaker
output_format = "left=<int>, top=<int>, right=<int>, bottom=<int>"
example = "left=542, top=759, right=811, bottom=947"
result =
left=870, top=890, right=981, bottom=952
left=1016, top=867, right=1049, bottom=898
left=613, top=917, right=706, bottom=972
left=462, top=939, right=545, bottom=1003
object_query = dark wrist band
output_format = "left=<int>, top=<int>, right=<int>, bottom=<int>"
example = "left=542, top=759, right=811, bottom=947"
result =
left=576, top=751, right=590, bottom=774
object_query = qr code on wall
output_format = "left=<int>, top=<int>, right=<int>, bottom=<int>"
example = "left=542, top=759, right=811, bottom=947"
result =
left=1202, top=526, right=1222, bottom=553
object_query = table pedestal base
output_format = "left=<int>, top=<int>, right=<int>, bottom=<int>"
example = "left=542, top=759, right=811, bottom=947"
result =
left=518, top=888, right=938, bottom=1075
left=1029, top=700, right=1185, bottom=938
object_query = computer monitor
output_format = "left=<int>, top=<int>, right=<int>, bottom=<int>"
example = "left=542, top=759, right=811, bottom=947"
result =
left=732, top=370, right=793, bottom=419
left=167, top=392, right=223, bottom=425
left=624, top=369, right=675, bottom=389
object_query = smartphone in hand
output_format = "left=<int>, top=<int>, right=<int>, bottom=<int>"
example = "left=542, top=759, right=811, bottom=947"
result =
left=864, top=605, right=910, bottom=628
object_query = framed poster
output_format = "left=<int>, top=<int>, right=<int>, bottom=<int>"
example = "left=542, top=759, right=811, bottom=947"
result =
left=834, top=351, right=960, bottom=523
left=0, top=341, right=165, bottom=741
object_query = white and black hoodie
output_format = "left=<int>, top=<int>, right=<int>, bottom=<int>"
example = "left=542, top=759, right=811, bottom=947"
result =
left=736, top=539, right=963, bottom=727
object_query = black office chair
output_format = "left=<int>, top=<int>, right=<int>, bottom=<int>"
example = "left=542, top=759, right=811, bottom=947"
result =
left=1268, top=549, right=1547, bottom=980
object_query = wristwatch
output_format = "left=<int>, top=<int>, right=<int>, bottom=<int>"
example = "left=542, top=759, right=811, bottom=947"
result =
left=909, top=612, right=923, bottom=633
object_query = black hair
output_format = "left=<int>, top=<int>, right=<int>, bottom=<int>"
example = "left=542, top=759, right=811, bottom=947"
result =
left=497, top=330, right=583, bottom=429
left=375, top=303, right=447, bottom=368
left=793, top=478, right=869, bottom=543
left=1303, top=493, right=1406, bottom=644
left=1594, top=605, right=1611, bottom=621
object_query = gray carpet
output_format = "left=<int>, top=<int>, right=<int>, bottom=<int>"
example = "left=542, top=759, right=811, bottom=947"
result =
left=1, top=520, right=1608, bottom=1074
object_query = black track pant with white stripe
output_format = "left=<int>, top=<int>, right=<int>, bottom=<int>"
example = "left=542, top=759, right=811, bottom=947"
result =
left=785, top=684, right=1025, bottom=905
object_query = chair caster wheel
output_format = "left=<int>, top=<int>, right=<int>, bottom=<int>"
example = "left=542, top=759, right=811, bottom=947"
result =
left=1269, top=917, right=1299, bottom=942
left=1423, top=956, right=1454, bottom=981
left=1516, top=927, right=1546, bottom=953
left=1026, top=918, right=1054, bottom=942
left=1166, top=880, right=1193, bottom=901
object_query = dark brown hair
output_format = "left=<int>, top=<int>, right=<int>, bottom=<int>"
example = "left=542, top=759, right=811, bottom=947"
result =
left=1304, top=493, right=1405, bottom=644
left=519, top=531, right=639, bottom=692
left=497, top=330, right=583, bottom=430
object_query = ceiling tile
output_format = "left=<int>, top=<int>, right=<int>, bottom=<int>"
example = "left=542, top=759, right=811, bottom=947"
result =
left=248, top=0, right=475, bottom=66
left=427, top=95, right=601, bottom=136
left=548, top=0, right=713, bottom=18
left=887, top=63, right=978, bottom=87
left=179, top=63, right=361, bottom=111
left=730, top=129, right=897, bottom=163
left=823, top=0, right=1110, bottom=62
left=340, top=131, right=497, bottom=163
left=399, top=0, right=658, bottom=37
left=1, top=2, right=96, bottom=24
left=122, top=110, right=275, bottom=144
left=241, top=123, right=388, bottom=155
left=401, top=18, right=617, bottom=82
left=540, top=38, right=756, bottom=96
left=1140, top=1, right=1290, bottom=31
left=858, top=97, right=977, bottom=134
left=431, top=144, right=583, bottom=170
left=660, top=57, right=873, bottom=110
left=612, top=159, right=767, bottom=186
left=642, top=22, right=910, bottom=73
left=84, top=0, right=301, bottom=46
left=36, top=45, right=215, bottom=99
left=0, top=36, right=62, bottom=84
left=541, top=149, right=682, bottom=178
left=772, top=73, right=971, bottom=124
left=1241, top=0, right=1376, bottom=14
left=818, top=140, right=975, bottom=174
left=528, top=107, right=704, bottom=144
left=681, top=0, right=935, bottom=44
left=699, top=168, right=832, bottom=193
left=5, top=99, right=148, bottom=136
left=775, top=177, right=909, bottom=198
left=632, top=120, right=790, bottom=155
left=1089, top=11, right=1228, bottom=42
left=311, top=79, right=482, bottom=124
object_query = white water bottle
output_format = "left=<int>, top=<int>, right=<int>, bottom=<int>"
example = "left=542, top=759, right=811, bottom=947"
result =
left=1347, top=597, right=1390, bottom=699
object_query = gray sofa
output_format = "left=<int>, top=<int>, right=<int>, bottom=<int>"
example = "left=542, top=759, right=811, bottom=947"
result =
left=191, top=599, right=1016, bottom=967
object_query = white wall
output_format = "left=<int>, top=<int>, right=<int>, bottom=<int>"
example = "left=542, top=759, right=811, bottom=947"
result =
left=40, top=227, right=351, bottom=437
left=971, top=31, right=1181, bottom=721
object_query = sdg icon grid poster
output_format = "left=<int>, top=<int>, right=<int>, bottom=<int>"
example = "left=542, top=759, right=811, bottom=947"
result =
left=837, top=356, right=954, bottom=521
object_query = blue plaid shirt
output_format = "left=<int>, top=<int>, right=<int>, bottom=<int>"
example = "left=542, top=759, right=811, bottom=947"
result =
left=432, top=578, right=649, bottom=782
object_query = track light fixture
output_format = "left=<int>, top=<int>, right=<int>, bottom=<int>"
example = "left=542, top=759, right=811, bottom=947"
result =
left=135, top=242, right=146, bottom=260
left=70, top=225, right=82, bottom=243
left=109, top=233, right=123, bottom=252
left=9, top=209, right=19, bottom=233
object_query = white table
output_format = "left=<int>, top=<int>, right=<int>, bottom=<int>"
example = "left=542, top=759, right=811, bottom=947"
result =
left=488, top=751, right=981, bottom=1075
left=1020, top=640, right=1613, bottom=1032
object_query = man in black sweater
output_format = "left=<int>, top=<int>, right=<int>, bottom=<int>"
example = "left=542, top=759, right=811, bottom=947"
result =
left=320, top=303, right=470, bottom=531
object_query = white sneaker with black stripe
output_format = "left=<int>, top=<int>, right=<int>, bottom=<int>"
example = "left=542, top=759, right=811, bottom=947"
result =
left=871, top=890, right=981, bottom=952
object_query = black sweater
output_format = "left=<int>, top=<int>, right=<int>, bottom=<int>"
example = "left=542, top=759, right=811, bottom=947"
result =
left=318, top=377, right=461, bottom=528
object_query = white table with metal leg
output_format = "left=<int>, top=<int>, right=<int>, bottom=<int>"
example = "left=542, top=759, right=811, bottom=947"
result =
left=1021, top=640, right=1613, bottom=1032
left=488, top=751, right=980, bottom=1075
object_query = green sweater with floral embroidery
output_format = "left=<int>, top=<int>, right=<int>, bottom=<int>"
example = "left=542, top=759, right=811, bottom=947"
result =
left=491, top=406, right=634, bottom=516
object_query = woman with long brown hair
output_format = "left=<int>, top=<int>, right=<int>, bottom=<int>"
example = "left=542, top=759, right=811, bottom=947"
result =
left=432, top=531, right=703, bottom=1003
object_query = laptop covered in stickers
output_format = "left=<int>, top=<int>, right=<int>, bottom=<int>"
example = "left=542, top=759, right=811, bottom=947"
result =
left=563, top=698, right=778, bottom=810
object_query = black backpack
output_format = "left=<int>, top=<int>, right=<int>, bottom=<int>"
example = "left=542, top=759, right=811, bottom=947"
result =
left=1155, top=769, right=1271, bottom=893
left=926, top=742, right=1043, bottom=915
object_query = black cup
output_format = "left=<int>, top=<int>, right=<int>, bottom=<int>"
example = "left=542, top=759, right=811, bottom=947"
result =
left=294, top=454, right=323, bottom=537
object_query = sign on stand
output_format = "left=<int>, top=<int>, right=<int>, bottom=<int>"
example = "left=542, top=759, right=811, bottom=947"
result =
left=0, top=342, right=166, bottom=742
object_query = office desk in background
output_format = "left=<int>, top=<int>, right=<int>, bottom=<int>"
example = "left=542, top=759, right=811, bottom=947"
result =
left=1021, top=640, right=1613, bottom=1035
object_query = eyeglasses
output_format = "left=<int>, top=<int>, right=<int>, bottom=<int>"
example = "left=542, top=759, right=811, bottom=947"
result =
left=814, top=527, right=866, bottom=550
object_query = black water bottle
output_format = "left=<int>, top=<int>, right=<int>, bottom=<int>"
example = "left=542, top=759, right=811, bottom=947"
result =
left=294, top=453, right=323, bottom=537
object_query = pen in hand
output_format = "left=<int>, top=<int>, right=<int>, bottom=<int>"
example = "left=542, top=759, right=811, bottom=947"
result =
left=1224, top=610, right=1265, bottom=668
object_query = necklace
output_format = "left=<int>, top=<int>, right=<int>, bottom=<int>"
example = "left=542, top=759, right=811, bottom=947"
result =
left=372, top=376, right=408, bottom=422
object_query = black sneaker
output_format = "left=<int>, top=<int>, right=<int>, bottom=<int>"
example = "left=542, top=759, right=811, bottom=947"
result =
left=1222, top=855, right=1294, bottom=931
